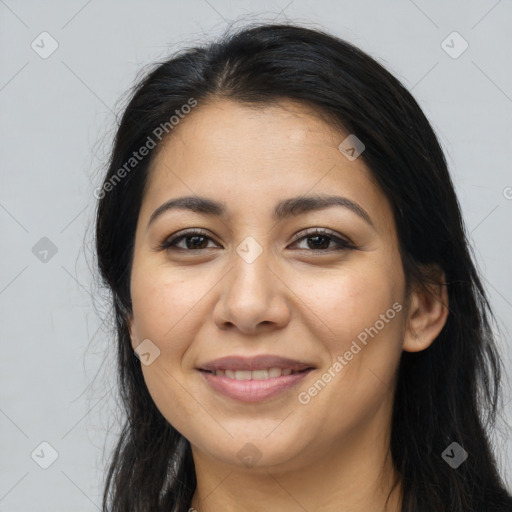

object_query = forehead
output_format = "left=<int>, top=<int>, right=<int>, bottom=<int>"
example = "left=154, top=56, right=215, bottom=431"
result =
left=140, top=99, right=393, bottom=230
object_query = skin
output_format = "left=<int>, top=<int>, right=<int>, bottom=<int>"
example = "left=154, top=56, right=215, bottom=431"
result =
left=128, top=98, right=449, bottom=512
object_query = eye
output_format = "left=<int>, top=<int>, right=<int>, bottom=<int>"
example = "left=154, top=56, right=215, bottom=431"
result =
left=158, top=229, right=220, bottom=251
left=289, top=228, right=355, bottom=252
left=158, top=227, right=355, bottom=253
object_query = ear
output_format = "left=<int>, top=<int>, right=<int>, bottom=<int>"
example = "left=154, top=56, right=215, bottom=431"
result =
left=402, top=266, right=449, bottom=353
left=127, top=313, right=138, bottom=351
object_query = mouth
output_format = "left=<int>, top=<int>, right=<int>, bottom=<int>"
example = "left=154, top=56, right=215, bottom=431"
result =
left=197, top=367, right=315, bottom=403
left=198, top=367, right=314, bottom=380
left=196, top=354, right=316, bottom=402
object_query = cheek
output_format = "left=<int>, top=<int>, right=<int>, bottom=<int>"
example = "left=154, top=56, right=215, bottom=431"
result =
left=288, top=258, right=405, bottom=400
left=129, top=260, right=208, bottom=348
left=129, top=264, right=212, bottom=438
left=291, top=270, right=405, bottom=437
left=289, top=257, right=404, bottom=344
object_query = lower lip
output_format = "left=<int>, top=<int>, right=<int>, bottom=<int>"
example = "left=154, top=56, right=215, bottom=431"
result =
left=198, top=369, right=314, bottom=403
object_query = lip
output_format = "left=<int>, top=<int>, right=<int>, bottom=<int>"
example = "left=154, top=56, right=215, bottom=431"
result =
left=198, top=354, right=315, bottom=372
left=198, top=367, right=315, bottom=403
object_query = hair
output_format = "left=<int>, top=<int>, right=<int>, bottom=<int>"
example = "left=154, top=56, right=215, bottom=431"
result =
left=94, top=21, right=512, bottom=512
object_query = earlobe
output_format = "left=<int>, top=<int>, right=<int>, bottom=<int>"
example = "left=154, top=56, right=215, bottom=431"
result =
left=402, top=271, right=449, bottom=353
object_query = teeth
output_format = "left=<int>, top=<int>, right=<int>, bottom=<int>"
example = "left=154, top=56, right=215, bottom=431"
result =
left=269, top=367, right=282, bottom=378
left=252, top=369, right=268, bottom=380
left=214, top=367, right=299, bottom=379
left=235, top=370, right=252, bottom=380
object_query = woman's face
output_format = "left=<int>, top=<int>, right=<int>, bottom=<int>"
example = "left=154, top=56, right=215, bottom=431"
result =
left=128, top=98, right=410, bottom=471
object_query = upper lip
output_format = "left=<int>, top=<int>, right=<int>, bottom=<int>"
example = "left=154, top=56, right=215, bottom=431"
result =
left=198, top=355, right=315, bottom=372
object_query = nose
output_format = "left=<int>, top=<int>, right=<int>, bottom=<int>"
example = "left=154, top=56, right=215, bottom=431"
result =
left=213, top=247, right=291, bottom=335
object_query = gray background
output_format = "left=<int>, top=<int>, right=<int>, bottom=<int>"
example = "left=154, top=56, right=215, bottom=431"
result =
left=1, top=0, right=511, bottom=510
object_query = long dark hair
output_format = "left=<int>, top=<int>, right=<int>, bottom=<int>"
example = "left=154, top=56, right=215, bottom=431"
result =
left=94, top=22, right=512, bottom=512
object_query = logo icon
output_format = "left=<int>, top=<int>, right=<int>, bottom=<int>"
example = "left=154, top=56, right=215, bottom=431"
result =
left=134, top=339, right=161, bottom=366
left=236, top=236, right=263, bottom=264
left=441, top=442, right=468, bottom=468
left=237, top=442, right=263, bottom=468
left=441, top=32, right=469, bottom=59
left=31, top=32, right=59, bottom=59
left=32, top=237, right=58, bottom=263
left=31, top=441, right=59, bottom=469
left=338, top=134, right=365, bottom=161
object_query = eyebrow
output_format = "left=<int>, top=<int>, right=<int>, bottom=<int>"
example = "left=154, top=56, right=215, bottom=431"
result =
left=147, top=194, right=374, bottom=229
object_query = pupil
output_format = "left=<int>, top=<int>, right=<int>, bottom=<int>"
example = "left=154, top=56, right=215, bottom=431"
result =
left=308, top=235, right=329, bottom=249
left=187, top=236, right=207, bottom=249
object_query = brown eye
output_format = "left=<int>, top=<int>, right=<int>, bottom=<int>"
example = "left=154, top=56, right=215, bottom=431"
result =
left=289, top=228, right=355, bottom=252
left=159, top=230, right=220, bottom=251
left=158, top=228, right=355, bottom=253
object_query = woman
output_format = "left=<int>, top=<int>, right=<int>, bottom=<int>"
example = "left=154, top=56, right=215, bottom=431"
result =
left=94, top=22, right=512, bottom=511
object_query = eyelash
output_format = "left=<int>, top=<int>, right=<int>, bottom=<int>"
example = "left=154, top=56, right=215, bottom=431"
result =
left=158, top=228, right=356, bottom=253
